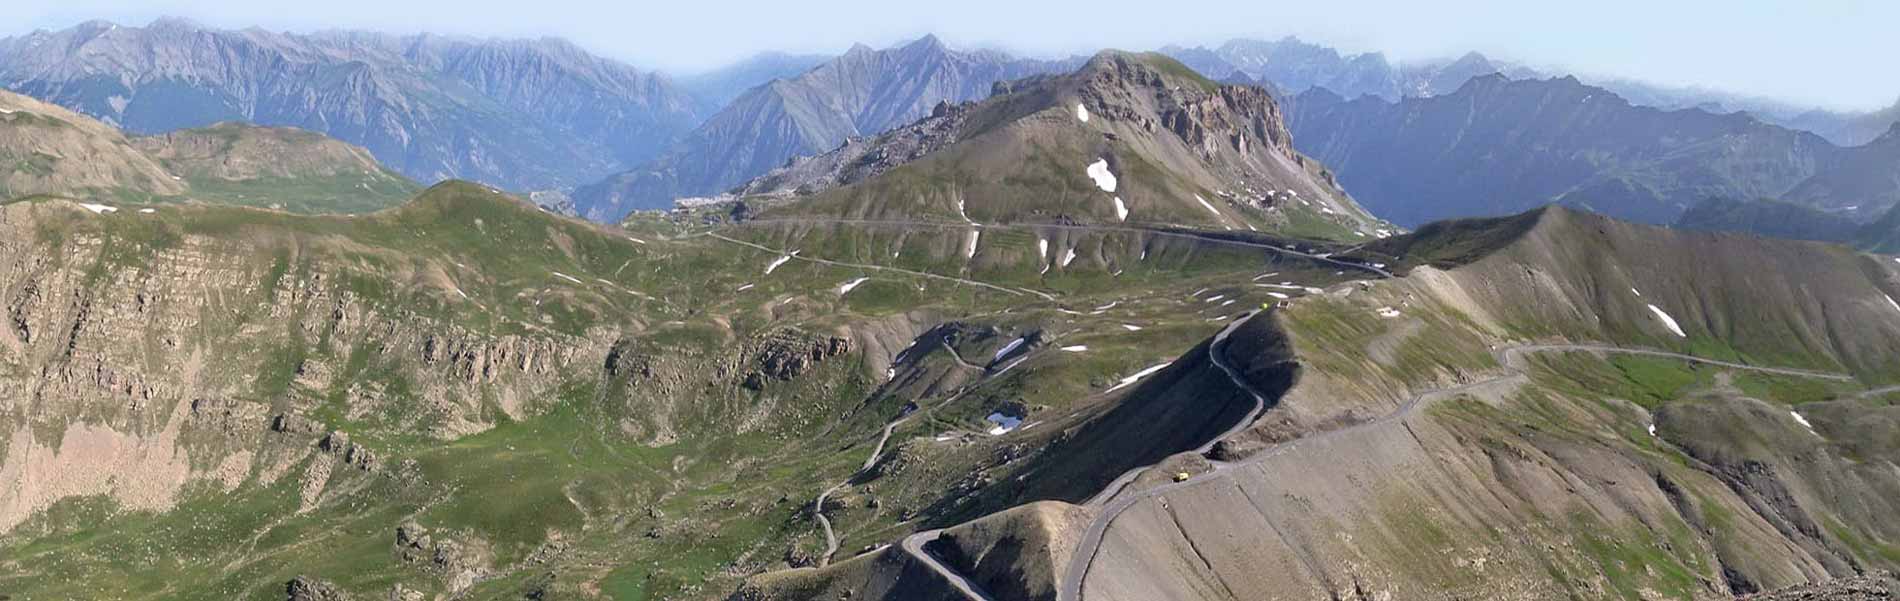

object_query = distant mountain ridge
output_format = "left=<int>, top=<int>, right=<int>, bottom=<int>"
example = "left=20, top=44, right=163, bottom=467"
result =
left=1284, top=74, right=1899, bottom=227
left=1163, top=36, right=1896, bottom=148
left=0, top=17, right=709, bottom=190
left=570, top=35, right=1081, bottom=221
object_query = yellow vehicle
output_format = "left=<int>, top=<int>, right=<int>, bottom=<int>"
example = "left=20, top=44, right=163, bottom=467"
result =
left=1173, top=472, right=1191, bottom=482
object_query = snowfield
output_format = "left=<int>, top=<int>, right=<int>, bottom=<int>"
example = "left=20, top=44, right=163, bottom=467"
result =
left=1646, top=304, right=1687, bottom=337
left=1086, top=159, right=1118, bottom=193
left=1106, top=362, right=1172, bottom=393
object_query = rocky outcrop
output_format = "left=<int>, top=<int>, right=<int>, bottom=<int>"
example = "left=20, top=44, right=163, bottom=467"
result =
left=285, top=576, right=352, bottom=601
left=394, top=520, right=494, bottom=593
left=742, top=329, right=853, bottom=390
left=1745, top=572, right=1899, bottom=601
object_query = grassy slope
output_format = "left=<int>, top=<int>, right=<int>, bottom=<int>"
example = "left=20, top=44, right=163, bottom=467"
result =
left=0, top=180, right=1350, bottom=600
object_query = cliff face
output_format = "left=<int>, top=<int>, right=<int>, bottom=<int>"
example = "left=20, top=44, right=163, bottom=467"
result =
left=0, top=195, right=608, bottom=533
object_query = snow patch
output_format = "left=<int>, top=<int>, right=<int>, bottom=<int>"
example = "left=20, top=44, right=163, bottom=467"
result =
left=1193, top=194, right=1222, bottom=218
left=1647, top=424, right=1658, bottom=437
left=1086, top=159, right=1118, bottom=193
left=1112, top=196, right=1128, bottom=221
left=1075, top=103, right=1090, bottom=122
left=1631, top=288, right=1643, bottom=297
left=736, top=283, right=755, bottom=292
left=1060, top=345, right=1088, bottom=352
left=965, top=229, right=981, bottom=259
left=626, top=236, right=648, bottom=244
left=764, top=252, right=797, bottom=275
left=1204, top=295, right=1225, bottom=303
left=1220, top=299, right=1235, bottom=307
left=1646, top=304, right=1687, bottom=337
left=839, top=277, right=870, bottom=294
left=1885, top=294, right=1900, bottom=314
left=955, top=197, right=977, bottom=224
left=1060, top=247, right=1077, bottom=267
left=1790, top=411, right=1817, bottom=435
left=1106, top=362, right=1172, bottom=393
left=138, top=208, right=156, bottom=214
left=993, top=337, right=1028, bottom=362
left=1038, top=238, right=1049, bottom=260
left=551, top=272, right=583, bottom=285
left=1266, top=292, right=1289, bottom=299
left=1376, top=307, right=1402, bottom=318
left=985, top=413, right=1024, bottom=436
left=78, top=203, right=117, bottom=214
left=1120, top=324, right=1143, bottom=332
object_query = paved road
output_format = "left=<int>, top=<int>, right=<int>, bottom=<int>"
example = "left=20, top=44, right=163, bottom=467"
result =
left=901, top=529, right=1002, bottom=601
left=1053, top=343, right=1856, bottom=601
left=709, top=232, right=1057, bottom=301
left=734, top=218, right=1393, bottom=278
left=810, top=332, right=1075, bottom=567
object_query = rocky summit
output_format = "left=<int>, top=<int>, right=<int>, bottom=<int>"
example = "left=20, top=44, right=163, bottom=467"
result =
left=3, top=10, right=1900, bottom=601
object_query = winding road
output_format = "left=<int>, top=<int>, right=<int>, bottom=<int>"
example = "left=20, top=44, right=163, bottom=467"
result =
left=1053, top=342, right=1855, bottom=601
left=709, top=232, right=1057, bottom=301
left=731, top=218, right=1394, bottom=278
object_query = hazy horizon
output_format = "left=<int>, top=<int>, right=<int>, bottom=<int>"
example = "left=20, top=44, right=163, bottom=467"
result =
left=8, top=0, right=1896, bottom=112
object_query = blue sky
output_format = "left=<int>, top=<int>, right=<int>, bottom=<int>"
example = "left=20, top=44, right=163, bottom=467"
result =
left=9, top=0, right=1896, bottom=111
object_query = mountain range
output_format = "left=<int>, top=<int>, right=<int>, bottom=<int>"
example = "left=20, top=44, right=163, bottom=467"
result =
left=6, top=20, right=1894, bottom=227
left=0, top=18, right=708, bottom=190
left=7, top=18, right=1900, bottom=601
left=569, top=36, right=1080, bottom=221
left=1285, top=74, right=1900, bottom=227
left=1164, top=36, right=1898, bottom=148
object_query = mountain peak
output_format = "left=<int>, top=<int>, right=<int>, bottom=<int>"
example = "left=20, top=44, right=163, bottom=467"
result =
left=904, top=33, right=947, bottom=51
left=147, top=16, right=207, bottom=31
